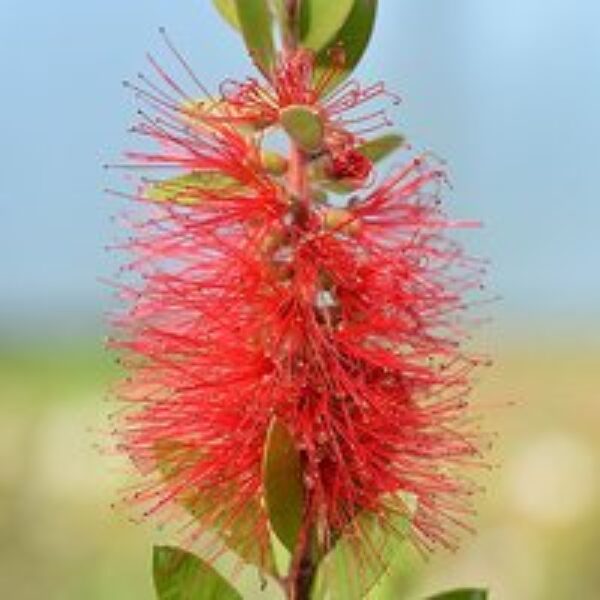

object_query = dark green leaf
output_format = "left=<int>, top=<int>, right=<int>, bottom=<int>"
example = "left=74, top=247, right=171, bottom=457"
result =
left=280, top=105, right=325, bottom=152
left=358, top=133, right=405, bottom=163
left=154, top=441, right=277, bottom=574
left=153, top=545, right=242, bottom=600
left=263, top=418, right=304, bottom=554
left=426, top=589, right=489, bottom=600
left=234, top=0, right=275, bottom=76
left=314, top=0, right=378, bottom=93
left=300, top=0, right=355, bottom=53
left=211, top=0, right=240, bottom=29
left=147, top=172, right=240, bottom=205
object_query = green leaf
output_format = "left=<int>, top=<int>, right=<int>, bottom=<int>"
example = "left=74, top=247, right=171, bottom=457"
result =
left=320, top=180, right=361, bottom=195
left=154, top=441, right=277, bottom=575
left=358, top=133, right=405, bottom=163
left=312, top=502, right=412, bottom=600
left=147, top=172, right=240, bottom=205
left=280, top=105, right=325, bottom=153
left=263, top=418, right=304, bottom=554
left=261, top=151, right=288, bottom=175
left=300, top=0, right=355, bottom=53
left=234, top=0, right=275, bottom=76
left=153, top=545, right=242, bottom=600
left=211, top=0, right=240, bottom=29
left=426, top=589, right=489, bottom=600
left=314, top=0, right=378, bottom=93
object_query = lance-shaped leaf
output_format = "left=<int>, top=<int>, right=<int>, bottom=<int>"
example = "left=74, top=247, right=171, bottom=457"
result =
left=358, top=133, right=405, bottom=163
left=153, top=545, right=242, bottom=600
left=234, top=0, right=275, bottom=76
left=314, top=0, right=378, bottom=93
left=147, top=172, right=240, bottom=205
left=300, top=0, right=355, bottom=53
left=312, top=496, right=414, bottom=600
left=319, top=179, right=362, bottom=195
left=426, top=589, right=489, bottom=600
left=154, top=440, right=277, bottom=574
left=211, top=0, right=240, bottom=30
left=263, top=418, right=304, bottom=554
left=280, top=105, right=325, bottom=153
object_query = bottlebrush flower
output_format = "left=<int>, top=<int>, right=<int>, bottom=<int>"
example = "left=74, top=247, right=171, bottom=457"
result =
left=109, top=29, right=488, bottom=599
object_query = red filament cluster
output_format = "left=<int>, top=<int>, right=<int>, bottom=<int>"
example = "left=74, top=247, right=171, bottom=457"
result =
left=109, top=37, right=488, bottom=581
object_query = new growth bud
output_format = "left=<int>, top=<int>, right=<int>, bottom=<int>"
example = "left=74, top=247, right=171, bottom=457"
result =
left=280, top=104, right=325, bottom=153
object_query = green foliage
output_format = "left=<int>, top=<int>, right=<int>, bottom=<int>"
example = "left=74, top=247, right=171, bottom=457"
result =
left=147, top=172, right=240, bottom=205
left=314, top=0, right=378, bottom=93
left=320, top=179, right=362, bottom=195
left=280, top=105, right=325, bottom=153
left=359, top=133, right=405, bottom=163
left=426, top=589, right=489, bottom=600
left=234, top=0, right=276, bottom=75
left=212, top=0, right=378, bottom=94
left=211, top=0, right=240, bottom=29
left=262, top=151, right=289, bottom=175
left=154, top=440, right=277, bottom=574
left=263, top=418, right=304, bottom=554
left=153, top=546, right=242, bottom=600
left=300, top=0, right=355, bottom=53
left=312, top=510, right=411, bottom=600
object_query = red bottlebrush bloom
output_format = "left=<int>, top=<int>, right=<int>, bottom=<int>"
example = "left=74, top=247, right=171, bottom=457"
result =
left=110, top=31, right=487, bottom=597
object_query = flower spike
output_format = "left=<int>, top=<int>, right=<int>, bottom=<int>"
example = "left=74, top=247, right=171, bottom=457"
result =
left=108, top=5, right=492, bottom=600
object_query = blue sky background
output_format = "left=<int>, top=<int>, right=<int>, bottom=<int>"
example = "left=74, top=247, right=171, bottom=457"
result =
left=1, top=0, right=599, bottom=335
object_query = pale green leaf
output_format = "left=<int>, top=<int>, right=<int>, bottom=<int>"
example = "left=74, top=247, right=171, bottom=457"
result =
left=320, top=179, right=362, bottom=195
left=300, top=0, right=355, bottom=53
left=312, top=504, right=412, bottom=600
left=147, top=172, right=240, bottom=206
left=153, top=545, right=242, bottom=600
left=154, top=441, right=277, bottom=574
left=211, top=0, right=240, bottom=30
left=262, top=151, right=288, bottom=175
left=234, top=0, right=275, bottom=76
left=358, top=133, right=405, bottom=163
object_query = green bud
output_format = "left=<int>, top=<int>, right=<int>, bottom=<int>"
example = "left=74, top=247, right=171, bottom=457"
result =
left=261, top=151, right=289, bottom=175
left=280, top=104, right=325, bottom=153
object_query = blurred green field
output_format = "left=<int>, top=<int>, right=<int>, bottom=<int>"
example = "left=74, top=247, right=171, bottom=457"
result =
left=1, top=335, right=599, bottom=599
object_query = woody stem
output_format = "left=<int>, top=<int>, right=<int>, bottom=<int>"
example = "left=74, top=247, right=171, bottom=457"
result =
left=285, top=131, right=316, bottom=600
left=289, top=144, right=308, bottom=206
left=287, top=534, right=316, bottom=600
left=283, top=0, right=301, bottom=50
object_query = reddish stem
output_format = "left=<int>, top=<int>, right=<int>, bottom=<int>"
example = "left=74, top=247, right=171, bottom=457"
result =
left=281, top=3, right=317, bottom=600
left=284, top=0, right=301, bottom=50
